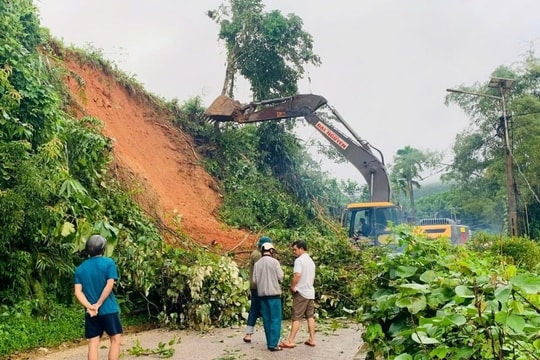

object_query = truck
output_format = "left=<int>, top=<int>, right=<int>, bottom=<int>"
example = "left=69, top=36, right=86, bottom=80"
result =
left=416, top=218, right=471, bottom=245
left=204, top=94, right=403, bottom=245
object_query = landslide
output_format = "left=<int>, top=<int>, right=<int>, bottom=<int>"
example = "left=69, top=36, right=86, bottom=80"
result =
left=62, top=55, right=255, bottom=252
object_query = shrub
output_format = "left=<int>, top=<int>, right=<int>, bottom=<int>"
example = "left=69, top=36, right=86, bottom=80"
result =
left=0, top=301, right=82, bottom=357
left=359, top=227, right=540, bottom=359
left=491, top=236, right=540, bottom=271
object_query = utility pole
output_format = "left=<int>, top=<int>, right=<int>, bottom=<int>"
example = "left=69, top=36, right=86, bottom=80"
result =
left=447, top=77, right=518, bottom=236
left=488, top=77, right=518, bottom=237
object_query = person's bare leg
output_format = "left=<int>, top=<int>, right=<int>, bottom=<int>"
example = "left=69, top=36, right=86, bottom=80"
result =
left=285, top=319, right=301, bottom=345
left=108, top=334, right=122, bottom=360
left=87, top=336, right=100, bottom=360
left=306, top=317, right=316, bottom=345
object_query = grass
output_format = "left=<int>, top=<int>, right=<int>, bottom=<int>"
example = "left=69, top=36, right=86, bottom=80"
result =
left=0, top=302, right=155, bottom=359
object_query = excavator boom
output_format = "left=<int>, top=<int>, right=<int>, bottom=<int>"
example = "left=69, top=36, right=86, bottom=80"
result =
left=205, top=94, right=392, bottom=202
left=205, top=94, right=328, bottom=123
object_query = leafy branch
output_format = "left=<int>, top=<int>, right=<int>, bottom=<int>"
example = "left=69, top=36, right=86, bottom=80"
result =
left=127, top=338, right=179, bottom=358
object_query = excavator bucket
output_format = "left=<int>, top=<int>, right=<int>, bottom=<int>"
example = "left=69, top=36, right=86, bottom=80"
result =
left=204, top=95, right=244, bottom=122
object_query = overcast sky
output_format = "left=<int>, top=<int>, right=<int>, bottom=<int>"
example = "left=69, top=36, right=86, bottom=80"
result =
left=35, top=0, right=540, bottom=182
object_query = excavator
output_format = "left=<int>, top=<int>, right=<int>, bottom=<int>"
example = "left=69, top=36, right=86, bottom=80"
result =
left=204, top=94, right=403, bottom=245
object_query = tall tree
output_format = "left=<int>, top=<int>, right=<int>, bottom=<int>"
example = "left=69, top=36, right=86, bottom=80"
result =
left=390, top=146, right=441, bottom=222
left=208, top=0, right=321, bottom=100
left=207, top=0, right=327, bottom=212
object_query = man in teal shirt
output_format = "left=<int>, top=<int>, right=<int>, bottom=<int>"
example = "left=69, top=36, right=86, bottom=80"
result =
left=74, top=235, right=123, bottom=360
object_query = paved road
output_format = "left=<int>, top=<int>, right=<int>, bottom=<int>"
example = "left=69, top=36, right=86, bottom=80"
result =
left=29, top=320, right=366, bottom=360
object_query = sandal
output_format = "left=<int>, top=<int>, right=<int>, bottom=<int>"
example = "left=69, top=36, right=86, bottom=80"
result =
left=243, top=335, right=251, bottom=343
left=279, top=341, right=296, bottom=348
left=304, top=340, right=316, bottom=347
left=269, top=346, right=283, bottom=351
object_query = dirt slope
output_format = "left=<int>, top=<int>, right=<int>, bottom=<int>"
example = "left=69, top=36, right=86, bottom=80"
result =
left=63, top=57, right=254, bottom=251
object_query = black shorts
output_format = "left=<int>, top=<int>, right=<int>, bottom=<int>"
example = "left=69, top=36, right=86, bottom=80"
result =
left=85, top=312, right=123, bottom=339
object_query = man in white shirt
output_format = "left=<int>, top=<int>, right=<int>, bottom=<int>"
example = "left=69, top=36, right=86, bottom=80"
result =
left=280, top=240, right=316, bottom=348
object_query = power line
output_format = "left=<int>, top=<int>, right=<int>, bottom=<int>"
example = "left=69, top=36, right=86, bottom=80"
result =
left=513, top=155, right=540, bottom=204
left=512, top=110, right=540, bottom=117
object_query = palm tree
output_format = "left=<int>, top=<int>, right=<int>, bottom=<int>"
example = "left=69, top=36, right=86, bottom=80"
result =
left=390, top=146, right=439, bottom=222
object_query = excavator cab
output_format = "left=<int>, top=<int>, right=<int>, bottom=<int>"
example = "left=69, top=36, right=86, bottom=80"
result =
left=343, top=202, right=402, bottom=246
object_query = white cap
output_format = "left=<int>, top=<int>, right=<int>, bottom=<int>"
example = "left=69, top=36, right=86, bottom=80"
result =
left=261, top=242, right=275, bottom=251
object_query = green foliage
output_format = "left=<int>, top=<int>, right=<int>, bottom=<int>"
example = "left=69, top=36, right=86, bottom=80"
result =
left=172, top=99, right=349, bottom=230
left=169, top=96, right=216, bottom=144
left=210, top=0, right=321, bottom=99
left=469, top=233, right=540, bottom=271
left=2, top=3, right=538, bottom=359
left=389, top=146, right=442, bottom=220
left=0, top=141, right=75, bottom=303
left=127, top=338, right=178, bottom=358
left=0, top=0, right=88, bottom=305
left=59, top=42, right=164, bottom=107
left=204, top=1, right=355, bottom=227
left=220, top=176, right=309, bottom=229
left=154, top=245, right=250, bottom=330
left=258, top=226, right=376, bottom=318
left=413, top=185, right=505, bottom=233
left=526, top=202, right=540, bottom=239
left=0, top=0, right=59, bottom=148
left=0, top=301, right=83, bottom=357
left=205, top=0, right=341, bottom=225
left=206, top=122, right=310, bottom=229
left=359, top=227, right=540, bottom=359
left=0, top=301, right=150, bottom=358
left=0, top=2, right=365, bottom=358
left=0, top=0, right=171, bottom=312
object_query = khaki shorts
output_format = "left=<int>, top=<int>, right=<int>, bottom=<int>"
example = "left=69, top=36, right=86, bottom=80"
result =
left=291, top=292, right=315, bottom=321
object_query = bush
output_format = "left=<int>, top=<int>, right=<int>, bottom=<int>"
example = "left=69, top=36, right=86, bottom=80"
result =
left=0, top=301, right=82, bottom=358
left=491, top=237, right=540, bottom=271
left=359, top=227, right=540, bottom=359
left=469, top=233, right=540, bottom=271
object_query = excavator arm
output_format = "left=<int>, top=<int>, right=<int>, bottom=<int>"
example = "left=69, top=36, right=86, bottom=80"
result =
left=205, top=94, right=392, bottom=202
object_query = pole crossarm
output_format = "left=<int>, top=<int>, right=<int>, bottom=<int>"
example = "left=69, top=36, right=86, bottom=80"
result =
left=446, top=88, right=502, bottom=100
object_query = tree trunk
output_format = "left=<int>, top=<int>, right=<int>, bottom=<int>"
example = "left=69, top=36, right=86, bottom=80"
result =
left=221, top=52, right=236, bottom=97
left=408, top=179, right=416, bottom=222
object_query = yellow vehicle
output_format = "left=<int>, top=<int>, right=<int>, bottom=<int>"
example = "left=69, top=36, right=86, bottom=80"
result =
left=205, top=94, right=403, bottom=244
left=342, top=201, right=403, bottom=246
left=417, top=218, right=471, bottom=245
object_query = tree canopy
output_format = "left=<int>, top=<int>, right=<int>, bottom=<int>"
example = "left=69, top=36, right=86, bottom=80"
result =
left=390, top=146, right=441, bottom=221
left=208, top=0, right=320, bottom=100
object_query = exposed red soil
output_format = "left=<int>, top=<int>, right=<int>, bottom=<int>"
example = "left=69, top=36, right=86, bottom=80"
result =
left=62, top=56, right=255, bottom=253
